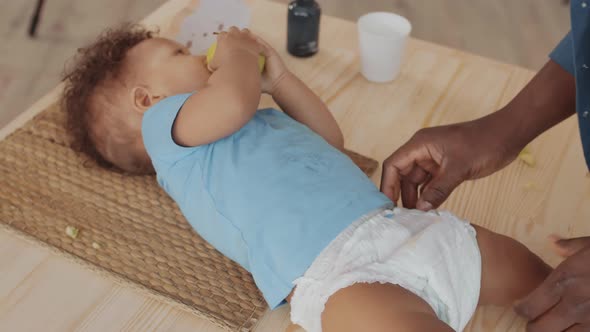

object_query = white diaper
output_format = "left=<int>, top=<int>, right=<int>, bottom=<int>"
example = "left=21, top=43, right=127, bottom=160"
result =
left=289, top=207, right=481, bottom=332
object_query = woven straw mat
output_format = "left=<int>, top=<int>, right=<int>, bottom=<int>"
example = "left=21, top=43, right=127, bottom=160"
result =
left=0, top=102, right=380, bottom=331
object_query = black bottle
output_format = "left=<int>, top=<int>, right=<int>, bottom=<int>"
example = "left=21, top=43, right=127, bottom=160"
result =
left=287, top=0, right=321, bottom=57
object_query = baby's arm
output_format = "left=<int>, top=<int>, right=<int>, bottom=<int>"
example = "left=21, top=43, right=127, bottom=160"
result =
left=273, top=72, right=344, bottom=150
left=257, top=38, right=344, bottom=150
left=172, top=28, right=262, bottom=147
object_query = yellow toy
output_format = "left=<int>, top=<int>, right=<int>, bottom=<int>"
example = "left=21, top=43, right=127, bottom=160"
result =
left=206, top=41, right=266, bottom=73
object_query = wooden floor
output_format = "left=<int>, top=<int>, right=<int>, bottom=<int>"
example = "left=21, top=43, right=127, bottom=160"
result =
left=0, top=0, right=570, bottom=130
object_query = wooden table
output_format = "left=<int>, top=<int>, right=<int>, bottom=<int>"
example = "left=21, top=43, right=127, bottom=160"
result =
left=1, top=0, right=589, bottom=331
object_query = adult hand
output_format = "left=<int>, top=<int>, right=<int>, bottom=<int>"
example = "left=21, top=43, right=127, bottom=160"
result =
left=380, top=118, right=519, bottom=210
left=380, top=60, right=577, bottom=210
left=515, top=236, right=590, bottom=332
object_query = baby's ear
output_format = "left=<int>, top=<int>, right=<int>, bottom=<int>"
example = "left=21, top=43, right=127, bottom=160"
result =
left=131, top=86, right=155, bottom=113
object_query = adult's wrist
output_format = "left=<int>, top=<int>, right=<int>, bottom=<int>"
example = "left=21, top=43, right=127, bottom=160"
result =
left=467, top=107, right=528, bottom=161
left=482, top=60, right=576, bottom=154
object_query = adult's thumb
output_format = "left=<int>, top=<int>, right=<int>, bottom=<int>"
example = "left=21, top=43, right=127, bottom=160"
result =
left=550, top=235, right=590, bottom=257
left=416, top=174, right=463, bottom=210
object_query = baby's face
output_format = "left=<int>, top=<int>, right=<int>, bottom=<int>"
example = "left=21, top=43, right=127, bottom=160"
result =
left=128, top=37, right=211, bottom=97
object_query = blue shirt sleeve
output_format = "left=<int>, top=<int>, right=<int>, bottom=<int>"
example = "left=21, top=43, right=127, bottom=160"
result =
left=141, top=92, right=199, bottom=168
left=550, top=31, right=575, bottom=75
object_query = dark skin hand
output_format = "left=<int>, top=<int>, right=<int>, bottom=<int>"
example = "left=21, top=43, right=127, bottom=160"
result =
left=515, top=236, right=590, bottom=332
left=380, top=60, right=576, bottom=210
left=381, top=59, right=590, bottom=330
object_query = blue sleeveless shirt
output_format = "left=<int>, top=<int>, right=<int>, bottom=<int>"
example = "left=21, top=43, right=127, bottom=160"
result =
left=142, top=93, right=392, bottom=309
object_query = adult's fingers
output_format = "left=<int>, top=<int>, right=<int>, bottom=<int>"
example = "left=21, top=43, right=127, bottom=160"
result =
left=525, top=301, right=577, bottom=332
left=551, top=236, right=590, bottom=257
left=400, top=166, right=430, bottom=208
left=380, top=142, right=429, bottom=202
left=565, top=324, right=590, bottom=332
left=515, top=268, right=565, bottom=321
left=380, top=158, right=402, bottom=203
left=416, top=171, right=463, bottom=210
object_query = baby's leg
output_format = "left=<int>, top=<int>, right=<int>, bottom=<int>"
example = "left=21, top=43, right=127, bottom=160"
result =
left=474, top=225, right=552, bottom=306
left=321, top=282, right=453, bottom=332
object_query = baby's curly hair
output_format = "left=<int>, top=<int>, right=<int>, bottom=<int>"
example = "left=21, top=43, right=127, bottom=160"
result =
left=62, top=23, right=156, bottom=174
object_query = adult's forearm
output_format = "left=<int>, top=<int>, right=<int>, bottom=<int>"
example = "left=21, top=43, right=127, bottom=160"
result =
left=483, top=60, right=576, bottom=152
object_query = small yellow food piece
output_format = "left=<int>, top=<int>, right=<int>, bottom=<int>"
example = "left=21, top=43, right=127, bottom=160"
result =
left=206, top=41, right=265, bottom=73
left=519, top=154, right=536, bottom=167
left=65, top=226, right=79, bottom=239
left=518, top=147, right=536, bottom=167
left=92, top=242, right=102, bottom=250
left=523, top=182, right=540, bottom=191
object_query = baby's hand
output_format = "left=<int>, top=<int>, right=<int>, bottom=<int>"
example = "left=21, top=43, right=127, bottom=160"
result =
left=253, top=35, right=290, bottom=95
left=208, top=27, right=262, bottom=72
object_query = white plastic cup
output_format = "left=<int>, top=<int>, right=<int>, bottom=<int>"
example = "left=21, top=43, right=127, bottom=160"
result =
left=357, top=12, right=412, bottom=83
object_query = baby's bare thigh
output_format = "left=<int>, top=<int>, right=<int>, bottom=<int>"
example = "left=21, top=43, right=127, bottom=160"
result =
left=473, top=225, right=551, bottom=306
left=321, top=282, right=453, bottom=332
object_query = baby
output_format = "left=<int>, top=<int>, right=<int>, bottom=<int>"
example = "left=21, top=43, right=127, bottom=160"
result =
left=62, top=24, right=551, bottom=332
